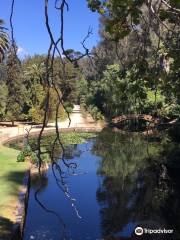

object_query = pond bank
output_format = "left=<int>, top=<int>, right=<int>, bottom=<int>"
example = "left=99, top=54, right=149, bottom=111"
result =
left=0, top=146, right=28, bottom=240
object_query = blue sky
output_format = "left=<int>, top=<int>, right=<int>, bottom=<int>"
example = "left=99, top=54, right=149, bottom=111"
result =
left=0, top=0, right=100, bottom=57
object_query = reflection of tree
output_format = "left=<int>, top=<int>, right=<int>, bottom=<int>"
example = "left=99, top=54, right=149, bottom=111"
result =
left=29, top=135, right=82, bottom=165
left=63, top=144, right=81, bottom=160
left=93, top=129, right=177, bottom=238
left=31, top=172, right=48, bottom=193
left=160, top=141, right=180, bottom=239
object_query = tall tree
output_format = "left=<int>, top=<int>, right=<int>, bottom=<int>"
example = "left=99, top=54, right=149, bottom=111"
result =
left=6, top=46, right=25, bottom=125
left=84, top=0, right=180, bottom=119
left=0, top=63, right=8, bottom=119
left=0, top=19, right=9, bottom=62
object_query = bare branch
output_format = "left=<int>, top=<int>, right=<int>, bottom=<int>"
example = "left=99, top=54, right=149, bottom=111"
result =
left=161, top=0, right=180, bottom=14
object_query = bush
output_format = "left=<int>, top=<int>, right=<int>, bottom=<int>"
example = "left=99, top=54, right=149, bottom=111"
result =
left=168, top=104, right=180, bottom=118
left=63, top=102, right=73, bottom=114
left=17, top=151, right=25, bottom=162
left=87, top=105, right=104, bottom=120
left=17, top=145, right=38, bottom=164
left=29, top=106, right=44, bottom=123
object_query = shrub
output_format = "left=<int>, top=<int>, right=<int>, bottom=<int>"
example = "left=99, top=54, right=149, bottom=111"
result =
left=29, top=106, right=44, bottom=123
left=88, top=105, right=104, bottom=120
left=63, top=102, right=73, bottom=114
left=17, top=145, right=38, bottom=164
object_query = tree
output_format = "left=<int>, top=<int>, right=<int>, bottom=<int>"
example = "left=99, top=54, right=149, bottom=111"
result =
left=0, top=82, right=8, bottom=120
left=5, top=46, right=25, bottom=125
left=22, top=55, right=67, bottom=123
left=87, top=0, right=180, bottom=38
left=0, top=19, right=9, bottom=62
left=0, top=63, right=8, bottom=119
left=22, top=56, right=46, bottom=121
left=83, top=0, right=180, bottom=120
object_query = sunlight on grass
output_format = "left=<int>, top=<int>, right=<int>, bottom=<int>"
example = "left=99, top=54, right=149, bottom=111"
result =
left=0, top=145, right=28, bottom=235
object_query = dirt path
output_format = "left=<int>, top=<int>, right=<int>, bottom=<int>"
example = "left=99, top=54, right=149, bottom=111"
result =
left=49, top=105, right=101, bottom=127
left=0, top=105, right=104, bottom=144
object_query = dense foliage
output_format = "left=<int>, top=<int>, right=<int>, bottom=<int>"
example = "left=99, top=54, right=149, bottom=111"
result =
left=0, top=51, right=82, bottom=124
left=0, top=19, right=8, bottom=62
left=0, top=1, right=180, bottom=123
left=80, top=0, right=180, bottom=120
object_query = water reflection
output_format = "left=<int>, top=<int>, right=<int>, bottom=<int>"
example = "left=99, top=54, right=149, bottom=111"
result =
left=23, top=129, right=180, bottom=240
left=93, top=129, right=180, bottom=239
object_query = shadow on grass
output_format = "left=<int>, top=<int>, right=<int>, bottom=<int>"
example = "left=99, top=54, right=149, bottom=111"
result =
left=3, top=170, right=26, bottom=184
left=0, top=171, right=27, bottom=240
left=1, top=170, right=27, bottom=199
left=0, top=216, right=22, bottom=240
left=0, top=216, right=14, bottom=240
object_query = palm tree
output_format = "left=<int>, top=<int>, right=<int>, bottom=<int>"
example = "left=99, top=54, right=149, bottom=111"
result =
left=0, top=19, right=9, bottom=62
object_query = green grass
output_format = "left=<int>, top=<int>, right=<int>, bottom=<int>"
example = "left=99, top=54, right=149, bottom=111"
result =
left=0, top=145, right=28, bottom=228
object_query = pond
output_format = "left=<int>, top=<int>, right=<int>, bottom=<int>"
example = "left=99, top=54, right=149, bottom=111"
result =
left=22, top=128, right=180, bottom=240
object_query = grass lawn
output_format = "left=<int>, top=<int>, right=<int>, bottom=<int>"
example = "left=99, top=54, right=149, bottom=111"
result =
left=0, top=145, right=28, bottom=238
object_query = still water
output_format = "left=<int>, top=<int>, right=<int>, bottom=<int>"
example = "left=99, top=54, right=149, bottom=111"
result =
left=23, top=129, right=180, bottom=240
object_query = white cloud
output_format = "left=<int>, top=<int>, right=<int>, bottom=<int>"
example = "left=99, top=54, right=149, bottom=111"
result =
left=17, top=47, right=28, bottom=58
